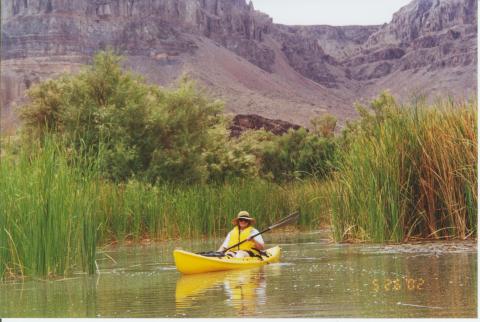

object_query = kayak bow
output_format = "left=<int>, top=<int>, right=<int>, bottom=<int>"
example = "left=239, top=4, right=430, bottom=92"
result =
left=174, top=246, right=281, bottom=274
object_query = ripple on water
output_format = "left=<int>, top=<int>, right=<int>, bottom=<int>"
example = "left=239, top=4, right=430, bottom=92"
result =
left=0, top=233, right=476, bottom=318
left=360, top=241, right=477, bottom=255
left=268, top=262, right=294, bottom=267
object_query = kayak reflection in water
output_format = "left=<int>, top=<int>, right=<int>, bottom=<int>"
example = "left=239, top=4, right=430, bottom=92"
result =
left=217, top=211, right=265, bottom=258
left=224, top=270, right=266, bottom=316
left=175, top=268, right=267, bottom=316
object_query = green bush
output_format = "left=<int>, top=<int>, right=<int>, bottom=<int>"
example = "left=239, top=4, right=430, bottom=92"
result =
left=19, top=51, right=339, bottom=185
left=259, top=128, right=337, bottom=181
left=310, top=113, right=337, bottom=138
left=20, top=51, right=227, bottom=183
left=202, top=125, right=259, bottom=182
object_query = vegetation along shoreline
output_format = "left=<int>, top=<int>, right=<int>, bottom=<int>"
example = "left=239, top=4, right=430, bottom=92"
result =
left=0, top=52, right=476, bottom=280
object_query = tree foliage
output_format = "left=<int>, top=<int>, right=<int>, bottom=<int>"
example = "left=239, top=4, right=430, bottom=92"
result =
left=20, top=51, right=338, bottom=183
left=20, top=52, right=225, bottom=183
left=259, top=128, right=337, bottom=181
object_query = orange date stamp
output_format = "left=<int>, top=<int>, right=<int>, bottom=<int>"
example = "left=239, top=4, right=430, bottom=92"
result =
left=372, top=278, right=425, bottom=292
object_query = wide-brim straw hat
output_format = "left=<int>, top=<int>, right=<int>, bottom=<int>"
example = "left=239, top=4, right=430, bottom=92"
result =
left=232, top=210, right=256, bottom=225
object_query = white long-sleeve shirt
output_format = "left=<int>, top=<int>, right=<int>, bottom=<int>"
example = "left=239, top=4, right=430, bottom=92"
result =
left=220, top=228, right=264, bottom=250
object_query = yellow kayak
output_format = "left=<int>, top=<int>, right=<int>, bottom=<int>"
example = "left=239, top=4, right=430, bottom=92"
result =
left=173, top=246, right=281, bottom=274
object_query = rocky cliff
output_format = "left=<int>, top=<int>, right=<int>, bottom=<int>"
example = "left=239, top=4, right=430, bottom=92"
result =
left=1, top=0, right=477, bottom=133
left=1, top=0, right=274, bottom=67
left=282, top=0, right=476, bottom=98
left=345, top=0, right=477, bottom=86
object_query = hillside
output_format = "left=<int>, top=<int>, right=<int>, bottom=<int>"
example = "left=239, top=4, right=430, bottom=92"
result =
left=0, top=0, right=477, bottom=133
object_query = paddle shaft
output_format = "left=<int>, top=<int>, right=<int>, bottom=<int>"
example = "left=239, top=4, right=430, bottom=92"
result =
left=222, top=211, right=299, bottom=253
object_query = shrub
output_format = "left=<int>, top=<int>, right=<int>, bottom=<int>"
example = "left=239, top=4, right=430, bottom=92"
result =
left=310, top=113, right=337, bottom=138
left=259, top=128, right=337, bottom=181
left=20, top=51, right=225, bottom=183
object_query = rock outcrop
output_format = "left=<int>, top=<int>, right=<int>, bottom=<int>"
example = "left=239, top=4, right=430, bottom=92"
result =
left=230, top=114, right=302, bottom=137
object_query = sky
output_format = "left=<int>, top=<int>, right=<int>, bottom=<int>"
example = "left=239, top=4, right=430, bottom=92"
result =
left=250, top=0, right=413, bottom=26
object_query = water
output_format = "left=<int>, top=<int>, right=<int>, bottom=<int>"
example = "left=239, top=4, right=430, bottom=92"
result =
left=0, top=231, right=477, bottom=318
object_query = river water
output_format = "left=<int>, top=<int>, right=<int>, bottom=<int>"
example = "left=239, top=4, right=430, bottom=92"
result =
left=0, top=230, right=477, bottom=318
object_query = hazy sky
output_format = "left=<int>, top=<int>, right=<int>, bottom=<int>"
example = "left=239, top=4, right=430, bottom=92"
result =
left=250, top=0, right=412, bottom=26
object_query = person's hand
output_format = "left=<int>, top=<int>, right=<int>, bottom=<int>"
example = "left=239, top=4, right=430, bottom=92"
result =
left=246, top=236, right=252, bottom=241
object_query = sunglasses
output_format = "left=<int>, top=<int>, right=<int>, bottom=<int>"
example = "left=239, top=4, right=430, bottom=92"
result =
left=238, top=218, right=249, bottom=222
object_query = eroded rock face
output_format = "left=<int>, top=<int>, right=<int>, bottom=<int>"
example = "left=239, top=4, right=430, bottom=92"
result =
left=1, top=0, right=274, bottom=68
left=365, top=0, right=476, bottom=47
left=282, top=25, right=381, bottom=61
left=272, top=26, right=342, bottom=88
left=341, top=0, right=477, bottom=81
left=289, top=0, right=477, bottom=84
left=230, top=114, right=302, bottom=137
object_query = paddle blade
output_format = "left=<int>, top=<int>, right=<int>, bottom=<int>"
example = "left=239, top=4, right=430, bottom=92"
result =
left=269, top=211, right=300, bottom=230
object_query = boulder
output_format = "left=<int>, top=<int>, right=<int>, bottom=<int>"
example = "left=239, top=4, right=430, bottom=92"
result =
left=230, top=114, right=302, bottom=137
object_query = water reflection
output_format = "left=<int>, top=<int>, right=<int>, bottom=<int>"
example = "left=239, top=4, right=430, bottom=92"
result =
left=0, top=233, right=476, bottom=318
left=176, top=268, right=267, bottom=316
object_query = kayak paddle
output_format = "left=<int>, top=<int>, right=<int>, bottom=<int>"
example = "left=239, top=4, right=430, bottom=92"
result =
left=196, top=211, right=299, bottom=257
left=221, top=211, right=300, bottom=254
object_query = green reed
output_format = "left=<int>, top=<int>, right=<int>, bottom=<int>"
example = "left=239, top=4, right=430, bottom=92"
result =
left=330, top=98, right=477, bottom=242
left=0, top=137, right=99, bottom=279
left=95, top=179, right=330, bottom=242
left=0, top=137, right=329, bottom=279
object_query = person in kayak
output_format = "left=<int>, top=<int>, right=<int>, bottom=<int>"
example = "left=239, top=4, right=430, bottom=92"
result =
left=217, top=211, right=265, bottom=258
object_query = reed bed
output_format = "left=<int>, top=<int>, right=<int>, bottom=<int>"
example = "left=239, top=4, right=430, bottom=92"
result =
left=330, top=98, right=477, bottom=242
left=0, top=138, right=99, bottom=279
left=95, top=179, right=330, bottom=242
left=0, top=138, right=329, bottom=279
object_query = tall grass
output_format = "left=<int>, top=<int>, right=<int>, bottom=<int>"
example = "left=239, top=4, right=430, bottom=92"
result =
left=0, top=138, right=329, bottom=279
left=0, top=138, right=99, bottom=279
left=330, top=97, right=477, bottom=242
left=95, top=179, right=330, bottom=242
